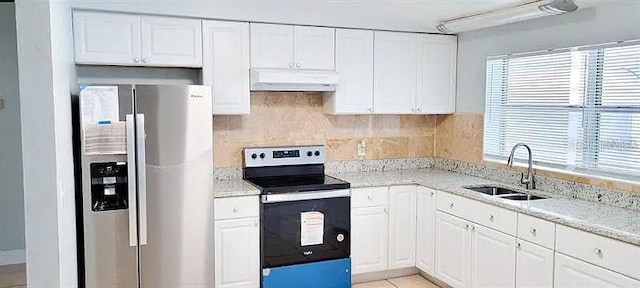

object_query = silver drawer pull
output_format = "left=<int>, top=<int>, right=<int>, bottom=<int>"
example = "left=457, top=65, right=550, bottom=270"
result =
left=530, top=228, right=537, bottom=235
left=593, top=248, right=602, bottom=255
left=449, top=202, right=454, bottom=209
left=488, top=213, right=494, bottom=221
left=464, top=224, right=469, bottom=230
left=367, top=195, right=373, bottom=201
left=517, top=242, right=522, bottom=249
left=233, top=206, right=238, bottom=212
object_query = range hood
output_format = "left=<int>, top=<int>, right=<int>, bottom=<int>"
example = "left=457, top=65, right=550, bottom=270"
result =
left=250, top=68, right=339, bottom=92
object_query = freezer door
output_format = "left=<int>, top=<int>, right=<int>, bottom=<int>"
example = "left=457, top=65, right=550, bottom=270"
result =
left=133, top=85, right=214, bottom=287
left=79, top=84, right=139, bottom=288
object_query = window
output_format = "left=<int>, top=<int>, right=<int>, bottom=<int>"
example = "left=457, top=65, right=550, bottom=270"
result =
left=484, top=41, right=640, bottom=182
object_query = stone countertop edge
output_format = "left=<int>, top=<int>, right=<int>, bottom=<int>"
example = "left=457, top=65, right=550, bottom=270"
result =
left=212, top=169, right=640, bottom=245
left=330, top=169, right=640, bottom=246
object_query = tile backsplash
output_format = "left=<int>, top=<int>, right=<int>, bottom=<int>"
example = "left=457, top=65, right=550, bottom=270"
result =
left=213, top=92, right=436, bottom=167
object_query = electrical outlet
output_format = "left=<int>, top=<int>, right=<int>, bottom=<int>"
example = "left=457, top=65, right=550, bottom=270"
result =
left=357, top=139, right=366, bottom=156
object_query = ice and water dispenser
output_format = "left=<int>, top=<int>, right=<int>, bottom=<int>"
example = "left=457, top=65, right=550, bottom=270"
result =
left=90, top=162, right=128, bottom=212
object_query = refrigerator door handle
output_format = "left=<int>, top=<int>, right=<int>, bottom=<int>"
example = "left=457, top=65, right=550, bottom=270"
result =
left=126, top=114, right=138, bottom=247
left=136, top=114, right=148, bottom=245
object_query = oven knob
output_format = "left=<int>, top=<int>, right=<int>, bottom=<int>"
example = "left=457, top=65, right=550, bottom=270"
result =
left=314, top=151, right=320, bottom=156
left=251, top=153, right=257, bottom=159
left=307, top=151, right=313, bottom=157
left=337, top=234, right=345, bottom=242
left=259, top=153, right=266, bottom=159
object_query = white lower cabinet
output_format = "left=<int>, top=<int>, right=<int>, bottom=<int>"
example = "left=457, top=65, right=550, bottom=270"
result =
left=416, top=186, right=436, bottom=275
left=351, top=205, right=389, bottom=274
left=214, top=217, right=260, bottom=288
left=554, top=253, right=640, bottom=287
left=435, top=211, right=470, bottom=288
left=516, top=240, right=554, bottom=288
left=470, top=224, right=516, bottom=287
left=388, top=185, right=417, bottom=269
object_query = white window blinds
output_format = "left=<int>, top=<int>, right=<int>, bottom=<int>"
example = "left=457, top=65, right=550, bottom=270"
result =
left=484, top=41, right=640, bottom=181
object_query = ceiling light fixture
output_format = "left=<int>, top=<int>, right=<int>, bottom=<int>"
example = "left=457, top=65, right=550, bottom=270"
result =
left=436, top=0, right=578, bottom=34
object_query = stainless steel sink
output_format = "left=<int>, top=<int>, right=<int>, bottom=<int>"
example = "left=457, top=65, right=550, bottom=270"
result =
left=465, top=186, right=521, bottom=196
left=464, top=185, right=547, bottom=201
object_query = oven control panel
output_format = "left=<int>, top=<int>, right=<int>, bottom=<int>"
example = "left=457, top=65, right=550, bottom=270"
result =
left=243, top=145, right=325, bottom=167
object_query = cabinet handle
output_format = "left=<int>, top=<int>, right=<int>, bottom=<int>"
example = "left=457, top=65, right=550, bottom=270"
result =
left=142, top=58, right=148, bottom=63
left=464, top=224, right=470, bottom=230
left=411, top=108, right=416, bottom=112
left=296, top=63, right=301, bottom=68
left=367, top=195, right=372, bottom=201
left=430, top=191, right=434, bottom=197
left=133, top=58, right=140, bottom=63
left=488, top=213, right=494, bottom=221
left=368, top=107, right=373, bottom=112
left=253, top=219, right=258, bottom=227
left=417, top=108, right=422, bottom=112
left=471, top=225, right=476, bottom=232
left=449, top=202, right=454, bottom=209
left=517, top=242, right=522, bottom=249
left=593, top=248, right=602, bottom=255
left=233, top=206, right=238, bottom=212
left=530, top=227, right=537, bottom=235
left=384, top=208, right=388, bottom=214
left=289, top=63, right=294, bottom=68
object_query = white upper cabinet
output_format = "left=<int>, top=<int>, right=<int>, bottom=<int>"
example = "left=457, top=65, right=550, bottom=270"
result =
left=202, top=20, right=250, bottom=115
left=416, top=34, right=457, bottom=114
left=250, top=23, right=294, bottom=69
left=73, top=11, right=202, bottom=67
left=388, top=185, right=417, bottom=269
left=324, top=29, right=374, bottom=115
left=250, top=23, right=335, bottom=70
left=140, top=16, right=202, bottom=67
left=294, top=26, right=335, bottom=70
left=416, top=186, right=436, bottom=275
left=373, top=31, right=417, bottom=114
left=73, top=11, right=141, bottom=65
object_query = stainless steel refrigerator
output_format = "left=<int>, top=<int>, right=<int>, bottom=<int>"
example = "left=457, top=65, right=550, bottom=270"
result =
left=76, top=84, right=214, bottom=287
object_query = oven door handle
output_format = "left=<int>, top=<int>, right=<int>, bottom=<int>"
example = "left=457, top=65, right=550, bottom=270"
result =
left=261, top=189, right=350, bottom=203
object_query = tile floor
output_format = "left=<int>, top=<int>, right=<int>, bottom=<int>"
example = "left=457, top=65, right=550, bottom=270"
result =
left=0, top=265, right=436, bottom=288
left=353, top=275, right=439, bottom=288
left=0, top=264, right=26, bottom=288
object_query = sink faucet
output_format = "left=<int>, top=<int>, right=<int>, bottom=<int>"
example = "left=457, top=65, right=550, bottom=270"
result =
left=507, top=143, right=536, bottom=190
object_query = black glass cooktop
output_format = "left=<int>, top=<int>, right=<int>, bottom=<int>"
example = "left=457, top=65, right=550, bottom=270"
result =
left=245, top=174, right=350, bottom=194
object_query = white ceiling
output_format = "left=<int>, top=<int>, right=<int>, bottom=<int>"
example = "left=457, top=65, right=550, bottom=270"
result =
left=71, top=0, right=614, bottom=33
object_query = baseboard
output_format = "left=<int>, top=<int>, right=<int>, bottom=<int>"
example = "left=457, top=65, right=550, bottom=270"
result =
left=352, top=267, right=419, bottom=283
left=0, top=249, right=26, bottom=265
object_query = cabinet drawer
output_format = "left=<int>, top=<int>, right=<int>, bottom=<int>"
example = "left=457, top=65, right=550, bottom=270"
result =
left=436, top=191, right=517, bottom=236
left=517, top=214, right=555, bottom=249
left=556, top=225, right=640, bottom=279
left=351, top=187, right=389, bottom=208
left=214, top=196, right=259, bottom=220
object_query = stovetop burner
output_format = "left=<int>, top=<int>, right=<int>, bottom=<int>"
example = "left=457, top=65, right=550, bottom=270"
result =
left=242, top=145, right=350, bottom=194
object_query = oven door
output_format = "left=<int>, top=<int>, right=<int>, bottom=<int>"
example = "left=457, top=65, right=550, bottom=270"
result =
left=261, top=189, right=350, bottom=268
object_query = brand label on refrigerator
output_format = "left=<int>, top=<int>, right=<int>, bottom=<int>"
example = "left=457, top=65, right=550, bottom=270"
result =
left=301, top=211, right=324, bottom=246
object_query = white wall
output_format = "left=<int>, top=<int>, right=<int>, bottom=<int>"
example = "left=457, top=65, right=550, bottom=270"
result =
left=15, top=0, right=77, bottom=285
left=456, top=2, right=640, bottom=113
left=0, top=2, right=25, bottom=262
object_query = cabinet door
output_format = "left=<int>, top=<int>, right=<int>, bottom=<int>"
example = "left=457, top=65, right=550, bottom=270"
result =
left=325, top=29, right=374, bottom=114
left=373, top=31, right=417, bottom=114
left=388, top=186, right=417, bottom=269
left=214, top=217, right=260, bottom=288
left=250, top=23, right=294, bottom=69
left=516, top=240, right=553, bottom=288
left=416, top=34, right=457, bottom=114
left=140, top=16, right=202, bottom=67
left=416, top=186, right=436, bottom=275
left=202, top=20, right=250, bottom=115
left=555, top=253, right=639, bottom=287
left=470, top=224, right=516, bottom=288
left=435, top=212, right=470, bottom=288
left=351, top=206, right=389, bottom=274
left=73, top=11, right=141, bottom=65
left=294, top=26, right=335, bottom=70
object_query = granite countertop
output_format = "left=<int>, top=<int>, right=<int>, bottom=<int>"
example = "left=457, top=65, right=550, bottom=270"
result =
left=330, top=169, right=640, bottom=246
left=212, top=168, right=640, bottom=245
left=213, top=179, right=260, bottom=198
